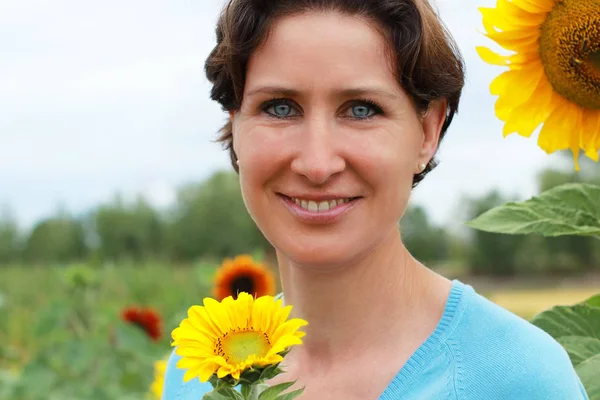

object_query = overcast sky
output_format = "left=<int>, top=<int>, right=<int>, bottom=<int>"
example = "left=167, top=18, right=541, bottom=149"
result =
left=0, top=0, right=568, bottom=230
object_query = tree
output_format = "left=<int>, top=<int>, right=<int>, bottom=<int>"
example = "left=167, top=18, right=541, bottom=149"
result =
left=465, top=191, right=524, bottom=276
left=401, top=205, right=449, bottom=264
left=23, top=214, right=87, bottom=264
left=93, top=196, right=164, bottom=262
left=0, top=208, right=20, bottom=265
left=167, top=171, right=270, bottom=261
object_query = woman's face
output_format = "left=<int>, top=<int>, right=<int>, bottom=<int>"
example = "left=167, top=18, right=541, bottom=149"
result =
left=232, top=12, right=445, bottom=268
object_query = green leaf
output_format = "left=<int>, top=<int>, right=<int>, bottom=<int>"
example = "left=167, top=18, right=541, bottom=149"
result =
left=585, top=294, right=600, bottom=308
left=114, top=320, right=154, bottom=355
left=258, top=363, right=284, bottom=381
left=258, top=381, right=296, bottom=400
left=203, top=387, right=244, bottom=400
left=575, top=354, right=600, bottom=399
left=465, top=183, right=600, bottom=237
left=531, top=304, right=600, bottom=340
left=531, top=302, right=600, bottom=398
left=34, top=299, right=70, bottom=338
left=241, top=384, right=251, bottom=399
left=238, top=366, right=263, bottom=385
left=556, top=336, right=600, bottom=367
left=275, top=388, right=305, bottom=400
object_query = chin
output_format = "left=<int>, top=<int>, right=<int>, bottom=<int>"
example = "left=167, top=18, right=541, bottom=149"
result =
left=276, top=236, right=368, bottom=269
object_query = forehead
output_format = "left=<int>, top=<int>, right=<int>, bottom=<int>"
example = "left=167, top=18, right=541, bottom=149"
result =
left=245, top=12, right=398, bottom=92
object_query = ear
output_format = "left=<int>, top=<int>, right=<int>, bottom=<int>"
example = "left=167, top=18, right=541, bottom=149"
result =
left=419, top=99, right=447, bottom=162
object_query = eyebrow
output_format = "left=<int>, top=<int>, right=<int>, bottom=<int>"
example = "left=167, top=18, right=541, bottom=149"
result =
left=245, top=85, right=400, bottom=100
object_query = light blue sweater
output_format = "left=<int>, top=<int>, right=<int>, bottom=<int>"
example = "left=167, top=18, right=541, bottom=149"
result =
left=162, top=280, right=589, bottom=399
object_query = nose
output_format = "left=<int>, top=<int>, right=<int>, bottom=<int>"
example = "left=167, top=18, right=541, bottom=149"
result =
left=290, top=118, right=345, bottom=185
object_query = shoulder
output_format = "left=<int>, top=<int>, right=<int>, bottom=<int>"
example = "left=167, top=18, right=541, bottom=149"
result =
left=162, top=349, right=214, bottom=400
left=448, top=283, right=588, bottom=399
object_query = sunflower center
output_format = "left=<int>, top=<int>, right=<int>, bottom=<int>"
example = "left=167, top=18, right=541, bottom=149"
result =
left=229, top=276, right=255, bottom=298
left=217, top=330, right=271, bottom=364
left=539, top=0, right=600, bottom=109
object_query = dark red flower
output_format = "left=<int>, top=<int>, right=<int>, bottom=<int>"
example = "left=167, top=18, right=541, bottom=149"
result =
left=121, top=306, right=162, bottom=341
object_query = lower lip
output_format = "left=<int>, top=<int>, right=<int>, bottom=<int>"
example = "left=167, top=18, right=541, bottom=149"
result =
left=278, top=195, right=360, bottom=223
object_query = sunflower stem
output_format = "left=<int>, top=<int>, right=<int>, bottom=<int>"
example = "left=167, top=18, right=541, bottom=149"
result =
left=244, top=382, right=268, bottom=400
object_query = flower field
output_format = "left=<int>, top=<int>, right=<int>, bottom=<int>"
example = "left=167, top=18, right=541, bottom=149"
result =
left=1, top=263, right=598, bottom=399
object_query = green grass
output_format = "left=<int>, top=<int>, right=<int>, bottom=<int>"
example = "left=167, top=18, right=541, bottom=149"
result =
left=0, top=263, right=219, bottom=399
left=1, top=264, right=598, bottom=399
left=0, top=263, right=218, bottom=369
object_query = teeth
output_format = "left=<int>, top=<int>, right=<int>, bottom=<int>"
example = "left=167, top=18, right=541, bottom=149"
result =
left=318, top=201, right=330, bottom=212
left=290, top=197, right=353, bottom=212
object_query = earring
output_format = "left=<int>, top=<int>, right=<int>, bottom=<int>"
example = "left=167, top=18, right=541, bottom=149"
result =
left=418, top=163, right=426, bottom=172
left=236, top=159, right=240, bottom=165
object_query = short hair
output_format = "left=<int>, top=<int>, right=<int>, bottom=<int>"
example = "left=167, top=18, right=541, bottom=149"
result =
left=205, top=0, right=465, bottom=186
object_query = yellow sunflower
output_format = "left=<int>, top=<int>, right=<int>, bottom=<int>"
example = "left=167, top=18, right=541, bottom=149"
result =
left=149, top=359, right=167, bottom=399
left=171, top=292, right=307, bottom=383
left=477, top=0, right=600, bottom=169
left=213, top=255, right=276, bottom=301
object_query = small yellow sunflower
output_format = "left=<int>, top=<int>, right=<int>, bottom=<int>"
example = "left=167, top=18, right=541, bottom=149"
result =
left=171, top=292, right=307, bottom=383
left=477, top=0, right=600, bottom=169
left=149, top=359, right=167, bottom=399
left=213, top=255, right=276, bottom=301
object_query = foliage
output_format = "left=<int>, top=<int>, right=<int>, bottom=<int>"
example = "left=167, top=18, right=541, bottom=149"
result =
left=0, top=210, right=20, bottom=264
left=3, top=169, right=598, bottom=276
left=466, top=183, right=600, bottom=238
left=0, top=263, right=212, bottom=399
left=401, top=206, right=450, bottom=263
left=167, top=171, right=270, bottom=261
left=93, top=197, right=164, bottom=262
left=468, top=182, right=600, bottom=398
left=2, top=263, right=597, bottom=399
left=24, top=214, right=88, bottom=264
left=530, top=295, right=600, bottom=399
left=463, top=191, right=524, bottom=276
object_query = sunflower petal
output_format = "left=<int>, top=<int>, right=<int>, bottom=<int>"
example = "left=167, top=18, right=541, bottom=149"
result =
left=268, top=335, right=303, bottom=357
left=537, top=95, right=579, bottom=154
left=485, top=28, right=540, bottom=53
left=252, top=295, right=275, bottom=333
left=269, top=304, right=293, bottom=337
left=502, top=75, right=554, bottom=137
left=188, top=305, right=222, bottom=339
left=496, top=0, right=547, bottom=25
left=581, top=109, right=600, bottom=161
left=493, top=63, right=545, bottom=120
left=477, top=46, right=536, bottom=67
left=203, top=297, right=233, bottom=334
left=511, top=0, right=554, bottom=14
left=270, top=318, right=309, bottom=344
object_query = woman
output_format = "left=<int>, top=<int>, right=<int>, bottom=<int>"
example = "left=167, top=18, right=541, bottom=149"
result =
left=163, top=0, right=589, bottom=398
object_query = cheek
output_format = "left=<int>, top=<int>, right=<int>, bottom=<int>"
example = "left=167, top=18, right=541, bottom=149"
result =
left=235, top=125, right=288, bottom=213
left=349, top=125, right=420, bottom=181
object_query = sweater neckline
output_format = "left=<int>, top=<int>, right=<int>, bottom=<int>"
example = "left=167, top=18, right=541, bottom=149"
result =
left=378, top=279, right=471, bottom=399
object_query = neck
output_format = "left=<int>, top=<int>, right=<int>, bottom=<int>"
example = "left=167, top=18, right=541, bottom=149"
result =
left=276, top=229, right=437, bottom=369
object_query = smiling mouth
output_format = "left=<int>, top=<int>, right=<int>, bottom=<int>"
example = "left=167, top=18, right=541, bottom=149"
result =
left=279, top=194, right=361, bottom=212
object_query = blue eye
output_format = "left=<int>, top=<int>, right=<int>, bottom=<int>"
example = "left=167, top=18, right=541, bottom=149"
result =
left=351, top=105, right=373, bottom=118
left=346, top=100, right=382, bottom=120
left=264, top=100, right=297, bottom=118
left=274, top=104, right=291, bottom=116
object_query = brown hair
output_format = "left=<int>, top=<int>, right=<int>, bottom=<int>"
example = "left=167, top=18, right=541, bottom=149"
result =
left=205, top=0, right=465, bottom=187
